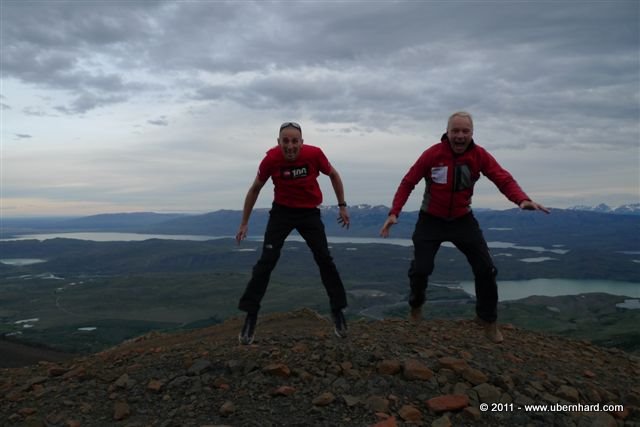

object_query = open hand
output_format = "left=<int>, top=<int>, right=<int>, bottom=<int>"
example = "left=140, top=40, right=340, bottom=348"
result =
left=519, top=200, right=550, bottom=214
left=380, top=214, right=398, bottom=238
left=236, top=224, right=248, bottom=243
left=337, top=207, right=350, bottom=229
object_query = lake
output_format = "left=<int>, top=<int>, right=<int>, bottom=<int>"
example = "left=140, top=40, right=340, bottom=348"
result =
left=459, top=278, right=640, bottom=301
left=2, top=232, right=408, bottom=244
left=3, top=232, right=637, bottom=299
left=1, top=232, right=221, bottom=242
left=2, top=232, right=567, bottom=253
left=0, top=259, right=47, bottom=266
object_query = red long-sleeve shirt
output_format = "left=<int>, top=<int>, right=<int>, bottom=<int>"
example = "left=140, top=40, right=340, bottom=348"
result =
left=390, top=135, right=530, bottom=219
left=257, top=144, right=332, bottom=209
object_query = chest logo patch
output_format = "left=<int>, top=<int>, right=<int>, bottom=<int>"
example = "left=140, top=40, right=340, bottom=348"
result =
left=281, top=164, right=309, bottom=179
left=431, top=166, right=448, bottom=184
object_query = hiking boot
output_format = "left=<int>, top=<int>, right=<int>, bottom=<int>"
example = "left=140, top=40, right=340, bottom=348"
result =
left=409, top=306, right=423, bottom=323
left=238, top=312, right=257, bottom=345
left=484, top=322, right=504, bottom=343
left=332, top=309, right=348, bottom=338
left=408, top=291, right=425, bottom=308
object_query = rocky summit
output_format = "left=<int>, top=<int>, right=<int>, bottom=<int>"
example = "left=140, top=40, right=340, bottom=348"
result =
left=2, top=309, right=639, bottom=427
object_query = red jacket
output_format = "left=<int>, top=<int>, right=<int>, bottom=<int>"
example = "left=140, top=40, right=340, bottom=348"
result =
left=390, top=135, right=530, bottom=219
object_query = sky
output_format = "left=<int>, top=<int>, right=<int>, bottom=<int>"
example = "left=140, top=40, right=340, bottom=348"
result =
left=1, top=0, right=639, bottom=218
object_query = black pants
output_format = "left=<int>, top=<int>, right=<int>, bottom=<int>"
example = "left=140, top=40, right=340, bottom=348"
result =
left=238, top=203, right=347, bottom=314
left=409, top=212, right=498, bottom=323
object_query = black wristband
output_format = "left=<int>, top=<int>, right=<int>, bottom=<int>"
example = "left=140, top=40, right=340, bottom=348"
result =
left=338, top=202, right=347, bottom=207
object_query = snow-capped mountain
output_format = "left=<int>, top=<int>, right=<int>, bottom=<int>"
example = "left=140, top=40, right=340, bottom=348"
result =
left=568, top=203, right=640, bottom=215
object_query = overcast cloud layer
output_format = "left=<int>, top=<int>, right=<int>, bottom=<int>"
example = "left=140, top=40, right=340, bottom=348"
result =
left=1, top=0, right=639, bottom=217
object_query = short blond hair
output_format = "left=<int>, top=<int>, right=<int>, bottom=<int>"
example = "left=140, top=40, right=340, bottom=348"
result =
left=447, top=111, right=474, bottom=131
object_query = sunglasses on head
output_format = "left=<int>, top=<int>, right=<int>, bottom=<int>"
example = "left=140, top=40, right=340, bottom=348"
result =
left=279, top=122, right=301, bottom=132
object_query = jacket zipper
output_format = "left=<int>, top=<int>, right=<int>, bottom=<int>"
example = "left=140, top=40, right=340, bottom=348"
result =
left=448, top=157, right=457, bottom=218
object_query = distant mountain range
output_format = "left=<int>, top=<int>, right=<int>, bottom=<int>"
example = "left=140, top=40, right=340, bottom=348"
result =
left=2, top=204, right=639, bottom=250
left=568, top=203, right=640, bottom=215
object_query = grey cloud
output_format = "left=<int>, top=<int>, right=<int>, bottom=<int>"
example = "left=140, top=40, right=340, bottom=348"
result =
left=1, top=1, right=163, bottom=48
left=4, top=1, right=637, bottom=78
left=2, top=1, right=638, bottom=147
left=1, top=1, right=166, bottom=113
left=2, top=45, right=77, bottom=82
left=148, top=116, right=169, bottom=126
left=23, top=107, right=50, bottom=117
left=195, top=71, right=344, bottom=109
left=3, top=39, right=144, bottom=111
left=54, top=91, right=127, bottom=115
left=1, top=103, right=10, bottom=110
left=184, top=2, right=636, bottom=141
left=15, top=134, right=32, bottom=139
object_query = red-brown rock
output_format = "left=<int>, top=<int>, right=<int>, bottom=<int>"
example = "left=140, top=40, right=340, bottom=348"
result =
left=271, top=385, right=296, bottom=396
left=426, top=394, right=469, bottom=413
left=398, top=404, right=422, bottom=422
left=262, top=363, right=291, bottom=377
left=403, top=359, right=433, bottom=381
left=377, top=360, right=401, bottom=375
left=113, top=401, right=130, bottom=421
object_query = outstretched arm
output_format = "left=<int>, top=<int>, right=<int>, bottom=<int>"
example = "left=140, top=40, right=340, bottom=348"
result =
left=328, top=167, right=350, bottom=229
left=480, top=149, right=550, bottom=215
left=382, top=151, right=430, bottom=237
left=236, top=176, right=266, bottom=243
